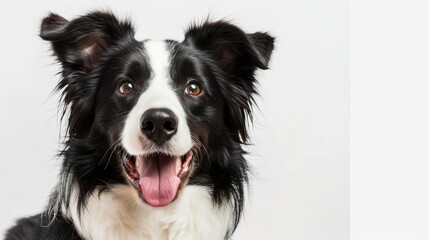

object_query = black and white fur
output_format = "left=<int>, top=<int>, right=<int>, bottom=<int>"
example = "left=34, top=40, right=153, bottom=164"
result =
left=5, top=11, right=274, bottom=240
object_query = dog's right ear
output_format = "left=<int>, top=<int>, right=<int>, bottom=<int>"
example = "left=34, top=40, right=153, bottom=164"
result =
left=40, top=11, right=135, bottom=73
left=40, top=12, right=135, bottom=135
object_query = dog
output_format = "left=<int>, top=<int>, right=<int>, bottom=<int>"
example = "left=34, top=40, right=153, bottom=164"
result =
left=5, top=11, right=274, bottom=240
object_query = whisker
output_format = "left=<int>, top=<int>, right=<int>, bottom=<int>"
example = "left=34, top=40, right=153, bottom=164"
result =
left=190, top=134, right=209, bottom=168
left=104, top=139, right=122, bottom=170
left=99, top=137, right=122, bottom=170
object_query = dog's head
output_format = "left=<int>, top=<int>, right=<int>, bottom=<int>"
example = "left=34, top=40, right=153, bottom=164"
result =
left=41, top=11, right=274, bottom=207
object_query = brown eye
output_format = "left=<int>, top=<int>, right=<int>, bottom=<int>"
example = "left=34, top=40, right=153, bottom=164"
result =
left=185, top=81, right=202, bottom=96
left=118, top=81, right=134, bottom=95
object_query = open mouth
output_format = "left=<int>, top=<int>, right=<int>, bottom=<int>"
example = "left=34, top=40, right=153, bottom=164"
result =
left=122, top=150, right=193, bottom=207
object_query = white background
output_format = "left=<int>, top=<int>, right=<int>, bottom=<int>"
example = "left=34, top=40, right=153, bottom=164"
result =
left=351, top=1, right=429, bottom=240
left=0, top=0, right=349, bottom=239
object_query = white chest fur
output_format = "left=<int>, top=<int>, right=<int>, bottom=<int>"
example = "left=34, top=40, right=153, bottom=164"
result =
left=65, top=185, right=232, bottom=240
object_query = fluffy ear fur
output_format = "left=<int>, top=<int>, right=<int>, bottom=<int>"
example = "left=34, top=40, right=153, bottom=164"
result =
left=40, top=11, right=135, bottom=135
left=183, top=21, right=275, bottom=142
left=40, top=11, right=134, bottom=72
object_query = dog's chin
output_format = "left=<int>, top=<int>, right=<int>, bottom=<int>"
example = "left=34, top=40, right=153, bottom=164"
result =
left=122, top=149, right=193, bottom=207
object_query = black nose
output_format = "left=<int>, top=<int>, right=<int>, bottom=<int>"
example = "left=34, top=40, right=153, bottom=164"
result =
left=141, top=108, right=178, bottom=145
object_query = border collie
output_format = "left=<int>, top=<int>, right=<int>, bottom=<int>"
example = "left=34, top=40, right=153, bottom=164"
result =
left=5, top=11, right=274, bottom=240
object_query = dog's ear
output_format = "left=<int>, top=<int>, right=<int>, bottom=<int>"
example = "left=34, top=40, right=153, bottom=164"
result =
left=40, top=11, right=134, bottom=72
left=183, top=21, right=275, bottom=142
left=183, top=21, right=274, bottom=73
left=40, top=12, right=135, bottom=134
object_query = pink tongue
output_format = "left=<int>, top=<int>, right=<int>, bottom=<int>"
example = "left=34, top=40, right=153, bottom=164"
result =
left=138, top=155, right=180, bottom=207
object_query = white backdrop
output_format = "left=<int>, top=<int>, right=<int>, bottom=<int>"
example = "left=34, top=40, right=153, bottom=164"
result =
left=0, top=0, right=349, bottom=239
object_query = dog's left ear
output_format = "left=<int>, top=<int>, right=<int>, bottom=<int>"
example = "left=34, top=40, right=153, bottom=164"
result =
left=184, top=21, right=274, bottom=74
left=183, top=21, right=275, bottom=142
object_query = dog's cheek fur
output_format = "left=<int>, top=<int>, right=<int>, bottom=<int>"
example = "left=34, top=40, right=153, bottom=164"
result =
left=181, top=21, right=275, bottom=232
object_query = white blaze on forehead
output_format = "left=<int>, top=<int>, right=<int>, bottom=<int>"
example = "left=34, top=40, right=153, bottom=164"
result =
left=141, top=41, right=177, bottom=109
left=122, top=40, right=192, bottom=156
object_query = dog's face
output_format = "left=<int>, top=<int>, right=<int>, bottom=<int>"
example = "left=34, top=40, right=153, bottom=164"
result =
left=93, top=40, right=223, bottom=207
left=41, top=12, right=273, bottom=207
